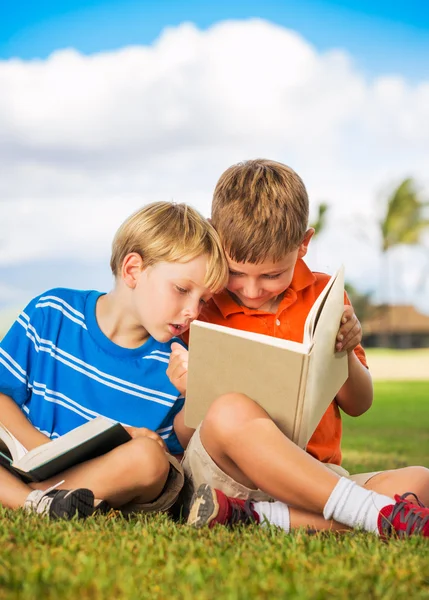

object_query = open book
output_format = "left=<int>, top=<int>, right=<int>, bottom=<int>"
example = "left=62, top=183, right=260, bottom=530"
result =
left=0, top=416, right=131, bottom=482
left=184, top=266, right=348, bottom=449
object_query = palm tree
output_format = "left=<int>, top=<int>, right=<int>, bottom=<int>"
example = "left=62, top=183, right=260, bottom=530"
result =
left=379, top=178, right=429, bottom=345
left=310, top=203, right=329, bottom=237
left=308, top=202, right=329, bottom=272
left=344, top=282, right=374, bottom=324
left=380, top=178, right=429, bottom=252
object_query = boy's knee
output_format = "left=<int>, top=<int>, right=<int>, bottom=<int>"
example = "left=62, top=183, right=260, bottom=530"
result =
left=393, top=465, right=429, bottom=500
left=203, top=392, right=269, bottom=434
left=125, top=437, right=170, bottom=485
left=405, top=466, right=429, bottom=488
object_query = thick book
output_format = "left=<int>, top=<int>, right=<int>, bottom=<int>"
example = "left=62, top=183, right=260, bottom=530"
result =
left=0, top=416, right=131, bottom=482
left=184, top=266, right=348, bottom=449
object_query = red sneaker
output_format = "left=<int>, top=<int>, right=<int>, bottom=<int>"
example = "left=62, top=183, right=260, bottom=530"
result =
left=187, top=484, right=260, bottom=528
left=378, top=492, right=429, bottom=538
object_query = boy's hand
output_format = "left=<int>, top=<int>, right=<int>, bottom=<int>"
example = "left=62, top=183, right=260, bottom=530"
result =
left=124, top=426, right=166, bottom=450
left=167, top=342, right=189, bottom=395
left=336, top=305, right=362, bottom=353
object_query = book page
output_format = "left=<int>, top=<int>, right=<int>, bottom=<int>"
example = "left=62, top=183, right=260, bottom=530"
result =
left=189, top=321, right=310, bottom=353
left=0, top=421, right=28, bottom=462
left=185, top=321, right=310, bottom=440
left=296, top=266, right=348, bottom=448
left=303, top=267, right=344, bottom=346
left=16, top=416, right=116, bottom=471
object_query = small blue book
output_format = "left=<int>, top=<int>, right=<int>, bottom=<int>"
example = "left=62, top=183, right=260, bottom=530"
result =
left=0, top=416, right=131, bottom=483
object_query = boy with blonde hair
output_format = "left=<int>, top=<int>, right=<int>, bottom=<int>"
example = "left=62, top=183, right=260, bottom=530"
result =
left=168, top=160, right=429, bottom=538
left=0, top=202, right=228, bottom=519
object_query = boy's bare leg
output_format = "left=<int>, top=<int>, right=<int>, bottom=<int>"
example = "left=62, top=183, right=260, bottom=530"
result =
left=0, top=466, right=32, bottom=508
left=288, top=507, right=349, bottom=532
left=200, top=393, right=429, bottom=516
left=362, top=467, right=429, bottom=506
left=32, top=437, right=170, bottom=508
left=200, top=393, right=340, bottom=513
left=287, top=465, right=429, bottom=532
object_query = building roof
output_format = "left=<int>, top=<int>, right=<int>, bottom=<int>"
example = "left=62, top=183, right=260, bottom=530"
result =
left=363, top=304, right=429, bottom=335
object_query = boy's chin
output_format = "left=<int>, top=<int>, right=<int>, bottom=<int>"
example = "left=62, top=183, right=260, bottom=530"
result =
left=152, top=327, right=187, bottom=344
left=231, top=292, right=274, bottom=311
left=154, top=333, right=176, bottom=343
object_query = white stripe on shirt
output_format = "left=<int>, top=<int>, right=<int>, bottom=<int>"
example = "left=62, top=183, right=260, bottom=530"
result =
left=21, top=327, right=174, bottom=407
left=31, top=388, right=99, bottom=422
left=38, top=296, right=86, bottom=320
left=35, top=302, right=88, bottom=330
left=32, top=381, right=103, bottom=420
left=19, top=319, right=177, bottom=403
left=0, top=347, right=27, bottom=377
left=143, top=355, right=169, bottom=364
left=157, top=425, right=173, bottom=434
left=0, top=356, right=27, bottom=385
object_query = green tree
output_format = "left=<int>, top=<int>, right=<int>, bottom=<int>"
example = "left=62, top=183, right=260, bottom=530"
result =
left=344, top=282, right=375, bottom=324
left=310, top=202, right=329, bottom=237
left=379, top=178, right=429, bottom=346
left=380, top=178, right=429, bottom=252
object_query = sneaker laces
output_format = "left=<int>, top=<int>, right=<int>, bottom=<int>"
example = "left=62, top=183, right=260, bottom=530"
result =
left=385, top=492, right=429, bottom=537
left=228, top=499, right=257, bottom=525
left=24, top=479, right=65, bottom=516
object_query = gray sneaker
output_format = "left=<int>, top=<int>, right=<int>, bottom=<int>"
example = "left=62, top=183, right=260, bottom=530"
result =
left=24, top=488, right=95, bottom=520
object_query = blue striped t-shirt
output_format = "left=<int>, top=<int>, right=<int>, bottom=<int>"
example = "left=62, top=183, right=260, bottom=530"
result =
left=0, top=288, right=185, bottom=454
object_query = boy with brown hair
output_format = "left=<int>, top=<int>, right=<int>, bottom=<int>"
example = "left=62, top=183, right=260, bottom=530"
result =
left=0, top=202, right=228, bottom=519
left=168, top=160, right=429, bottom=538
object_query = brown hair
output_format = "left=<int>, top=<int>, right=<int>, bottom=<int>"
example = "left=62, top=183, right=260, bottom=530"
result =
left=211, top=159, right=309, bottom=263
left=110, top=202, right=228, bottom=293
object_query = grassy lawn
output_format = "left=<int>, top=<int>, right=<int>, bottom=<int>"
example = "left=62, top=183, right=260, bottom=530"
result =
left=342, top=380, right=429, bottom=472
left=0, top=381, right=428, bottom=600
left=365, top=348, right=429, bottom=357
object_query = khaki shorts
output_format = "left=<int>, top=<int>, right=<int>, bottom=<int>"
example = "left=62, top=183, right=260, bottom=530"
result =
left=182, top=425, right=380, bottom=505
left=120, top=453, right=184, bottom=515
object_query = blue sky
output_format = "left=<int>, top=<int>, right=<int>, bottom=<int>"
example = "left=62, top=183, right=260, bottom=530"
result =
left=2, top=0, right=429, bottom=80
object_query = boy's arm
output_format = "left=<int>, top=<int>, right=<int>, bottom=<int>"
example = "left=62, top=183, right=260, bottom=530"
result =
left=0, top=296, right=52, bottom=449
left=335, top=352, right=373, bottom=417
left=167, top=342, right=195, bottom=449
left=166, top=342, right=188, bottom=396
left=0, top=392, right=50, bottom=449
left=173, top=408, right=195, bottom=451
left=334, top=305, right=373, bottom=417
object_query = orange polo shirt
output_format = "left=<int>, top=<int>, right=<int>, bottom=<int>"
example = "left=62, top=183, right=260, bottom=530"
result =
left=196, top=258, right=368, bottom=466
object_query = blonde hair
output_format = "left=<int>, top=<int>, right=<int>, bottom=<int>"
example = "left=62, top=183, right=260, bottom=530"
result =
left=110, top=202, right=228, bottom=293
left=212, top=159, right=309, bottom=263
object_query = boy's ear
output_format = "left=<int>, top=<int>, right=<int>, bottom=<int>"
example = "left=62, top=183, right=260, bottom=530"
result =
left=297, top=228, right=315, bottom=259
left=121, top=253, right=145, bottom=289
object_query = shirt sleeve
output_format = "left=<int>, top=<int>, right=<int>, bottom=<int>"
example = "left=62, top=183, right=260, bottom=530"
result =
left=0, top=295, right=44, bottom=407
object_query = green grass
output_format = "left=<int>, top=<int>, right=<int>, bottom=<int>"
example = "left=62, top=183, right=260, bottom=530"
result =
left=365, top=348, right=429, bottom=357
left=342, top=380, right=429, bottom=472
left=0, top=381, right=428, bottom=600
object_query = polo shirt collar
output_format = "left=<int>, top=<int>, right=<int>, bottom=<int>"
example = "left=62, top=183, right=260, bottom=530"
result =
left=212, top=258, right=316, bottom=318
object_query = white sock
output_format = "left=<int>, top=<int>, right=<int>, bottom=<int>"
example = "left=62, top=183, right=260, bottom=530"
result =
left=252, top=501, right=291, bottom=532
left=323, top=477, right=394, bottom=534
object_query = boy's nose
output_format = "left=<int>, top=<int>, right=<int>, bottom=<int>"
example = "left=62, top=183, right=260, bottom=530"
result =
left=183, top=300, right=200, bottom=320
left=242, top=281, right=262, bottom=299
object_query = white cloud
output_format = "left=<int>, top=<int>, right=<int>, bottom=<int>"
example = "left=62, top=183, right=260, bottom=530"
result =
left=0, top=19, right=428, bottom=313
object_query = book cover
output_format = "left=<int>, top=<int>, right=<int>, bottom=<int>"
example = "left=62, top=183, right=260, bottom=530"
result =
left=184, top=267, right=348, bottom=448
left=0, top=417, right=132, bottom=483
